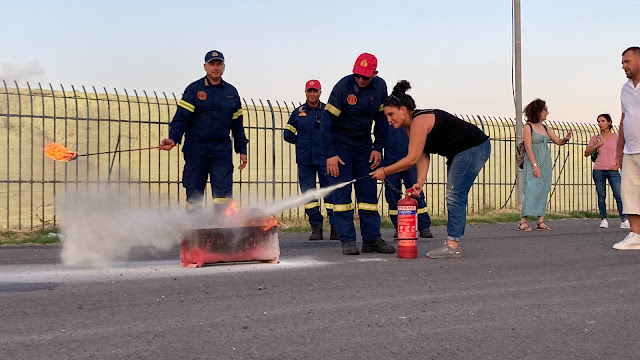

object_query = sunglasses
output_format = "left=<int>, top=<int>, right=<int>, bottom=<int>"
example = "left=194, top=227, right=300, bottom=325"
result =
left=387, top=93, right=403, bottom=102
left=354, top=74, right=371, bottom=81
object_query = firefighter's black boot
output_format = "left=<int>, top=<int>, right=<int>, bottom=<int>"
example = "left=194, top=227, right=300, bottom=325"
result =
left=361, top=238, right=396, bottom=254
left=309, top=224, right=323, bottom=241
left=330, top=224, right=339, bottom=240
left=420, top=227, right=433, bottom=238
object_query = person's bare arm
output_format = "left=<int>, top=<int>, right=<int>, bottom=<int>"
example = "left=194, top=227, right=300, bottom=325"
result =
left=384, top=114, right=432, bottom=174
left=584, top=135, right=602, bottom=157
left=547, top=127, right=572, bottom=145
left=616, top=113, right=625, bottom=169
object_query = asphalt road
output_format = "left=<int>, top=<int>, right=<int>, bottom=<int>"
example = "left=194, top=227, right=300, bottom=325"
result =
left=1, top=219, right=639, bottom=360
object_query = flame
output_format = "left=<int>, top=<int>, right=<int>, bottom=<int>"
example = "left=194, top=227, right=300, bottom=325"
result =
left=223, top=201, right=241, bottom=217
left=246, top=215, right=278, bottom=231
left=44, top=142, right=77, bottom=162
left=258, top=216, right=279, bottom=231
left=221, top=202, right=278, bottom=230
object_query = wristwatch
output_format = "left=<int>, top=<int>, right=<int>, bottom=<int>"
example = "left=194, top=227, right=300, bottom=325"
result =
left=533, top=163, right=538, bottom=167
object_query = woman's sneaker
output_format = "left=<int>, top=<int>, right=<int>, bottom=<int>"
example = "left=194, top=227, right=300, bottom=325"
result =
left=599, top=219, right=609, bottom=228
left=426, top=242, right=462, bottom=259
left=621, top=219, right=630, bottom=229
left=613, top=232, right=640, bottom=250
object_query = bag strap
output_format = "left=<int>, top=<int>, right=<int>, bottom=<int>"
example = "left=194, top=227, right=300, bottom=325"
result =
left=527, top=122, right=548, bottom=135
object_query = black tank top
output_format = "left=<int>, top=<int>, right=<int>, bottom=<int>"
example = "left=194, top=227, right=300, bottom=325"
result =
left=413, top=109, right=489, bottom=161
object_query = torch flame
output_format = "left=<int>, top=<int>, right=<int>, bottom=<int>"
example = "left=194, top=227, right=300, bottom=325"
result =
left=44, top=142, right=77, bottom=162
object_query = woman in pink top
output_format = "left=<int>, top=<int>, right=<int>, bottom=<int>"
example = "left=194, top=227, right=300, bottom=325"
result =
left=584, top=114, right=629, bottom=229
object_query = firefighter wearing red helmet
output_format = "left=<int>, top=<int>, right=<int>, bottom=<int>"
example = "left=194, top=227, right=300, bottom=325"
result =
left=323, top=53, right=395, bottom=255
left=284, top=80, right=338, bottom=241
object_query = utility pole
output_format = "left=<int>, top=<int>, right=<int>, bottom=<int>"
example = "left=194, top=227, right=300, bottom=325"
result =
left=514, top=0, right=523, bottom=206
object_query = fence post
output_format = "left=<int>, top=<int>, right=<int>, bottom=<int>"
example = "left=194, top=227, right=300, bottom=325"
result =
left=15, top=81, right=23, bottom=229
left=267, top=100, right=276, bottom=203
left=27, top=82, right=34, bottom=229
left=38, top=82, right=46, bottom=228
left=476, top=115, right=486, bottom=210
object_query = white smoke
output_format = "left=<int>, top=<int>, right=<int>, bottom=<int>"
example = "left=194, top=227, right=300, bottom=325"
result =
left=58, top=181, right=353, bottom=268
left=0, top=59, right=46, bottom=82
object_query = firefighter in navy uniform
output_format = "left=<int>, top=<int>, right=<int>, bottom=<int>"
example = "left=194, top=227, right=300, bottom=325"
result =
left=384, top=125, right=433, bottom=239
left=284, top=80, right=338, bottom=240
left=160, top=50, right=248, bottom=211
left=323, top=53, right=396, bottom=255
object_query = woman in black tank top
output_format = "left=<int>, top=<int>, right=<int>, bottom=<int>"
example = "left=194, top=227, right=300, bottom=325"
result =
left=371, top=80, right=491, bottom=259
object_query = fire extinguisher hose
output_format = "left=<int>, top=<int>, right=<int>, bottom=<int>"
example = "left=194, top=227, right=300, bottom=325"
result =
left=383, top=179, right=404, bottom=194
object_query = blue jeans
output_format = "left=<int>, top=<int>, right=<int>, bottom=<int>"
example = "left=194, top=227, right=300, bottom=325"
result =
left=445, top=139, right=491, bottom=239
left=592, top=169, right=626, bottom=220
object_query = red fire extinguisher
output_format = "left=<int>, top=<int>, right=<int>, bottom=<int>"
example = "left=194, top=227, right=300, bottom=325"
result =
left=397, top=190, right=418, bottom=259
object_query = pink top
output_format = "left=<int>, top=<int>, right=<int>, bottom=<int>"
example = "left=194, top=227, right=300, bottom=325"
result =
left=588, top=133, right=618, bottom=170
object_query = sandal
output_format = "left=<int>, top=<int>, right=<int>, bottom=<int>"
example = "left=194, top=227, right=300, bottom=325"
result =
left=536, top=222, right=552, bottom=231
left=518, top=221, right=532, bottom=232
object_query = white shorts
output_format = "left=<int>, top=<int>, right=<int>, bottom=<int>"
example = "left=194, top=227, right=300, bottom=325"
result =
left=621, top=153, right=640, bottom=215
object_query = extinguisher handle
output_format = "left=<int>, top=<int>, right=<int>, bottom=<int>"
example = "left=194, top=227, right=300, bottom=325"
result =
left=405, top=189, right=417, bottom=198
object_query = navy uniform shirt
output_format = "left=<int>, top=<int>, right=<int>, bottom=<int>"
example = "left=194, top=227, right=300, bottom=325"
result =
left=283, top=102, right=327, bottom=166
left=322, top=75, right=388, bottom=157
left=169, top=77, right=248, bottom=156
left=383, top=125, right=410, bottom=166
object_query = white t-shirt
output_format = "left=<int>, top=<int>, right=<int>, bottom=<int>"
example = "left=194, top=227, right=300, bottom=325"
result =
left=621, top=79, right=640, bottom=154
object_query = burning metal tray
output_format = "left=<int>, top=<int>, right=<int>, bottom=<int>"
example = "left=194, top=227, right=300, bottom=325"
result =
left=180, top=216, right=279, bottom=267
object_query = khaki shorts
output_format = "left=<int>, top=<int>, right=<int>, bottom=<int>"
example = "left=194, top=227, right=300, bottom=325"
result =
left=621, top=154, right=640, bottom=215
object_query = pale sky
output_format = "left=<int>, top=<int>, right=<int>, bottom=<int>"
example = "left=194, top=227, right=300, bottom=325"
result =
left=2, top=0, right=638, bottom=124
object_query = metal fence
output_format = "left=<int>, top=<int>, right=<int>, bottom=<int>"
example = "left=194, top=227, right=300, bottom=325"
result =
left=0, top=80, right=617, bottom=230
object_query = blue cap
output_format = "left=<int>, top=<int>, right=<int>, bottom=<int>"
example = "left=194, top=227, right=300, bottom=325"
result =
left=205, top=50, right=224, bottom=63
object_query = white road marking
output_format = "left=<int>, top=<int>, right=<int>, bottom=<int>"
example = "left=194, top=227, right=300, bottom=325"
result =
left=0, top=256, right=332, bottom=284
left=355, top=258, right=390, bottom=262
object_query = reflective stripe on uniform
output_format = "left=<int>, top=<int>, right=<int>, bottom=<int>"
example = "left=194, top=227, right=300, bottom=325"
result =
left=232, top=109, right=243, bottom=119
left=358, top=203, right=378, bottom=211
left=213, top=197, right=232, bottom=204
left=325, top=103, right=341, bottom=117
left=388, top=209, right=398, bottom=215
left=305, top=201, right=319, bottom=209
left=324, top=202, right=334, bottom=210
left=285, top=124, right=297, bottom=134
left=333, top=203, right=354, bottom=212
left=378, top=104, right=384, bottom=112
left=179, top=100, right=195, bottom=112
left=417, top=207, right=428, bottom=214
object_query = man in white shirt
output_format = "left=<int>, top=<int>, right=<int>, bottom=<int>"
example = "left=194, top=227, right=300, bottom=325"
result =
left=614, top=46, right=640, bottom=250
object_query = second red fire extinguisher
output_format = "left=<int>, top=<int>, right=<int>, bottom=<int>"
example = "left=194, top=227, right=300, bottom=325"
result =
left=397, top=191, right=418, bottom=259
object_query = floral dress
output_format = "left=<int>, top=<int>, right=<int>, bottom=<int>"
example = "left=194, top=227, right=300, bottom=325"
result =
left=521, top=127, right=552, bottom=217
